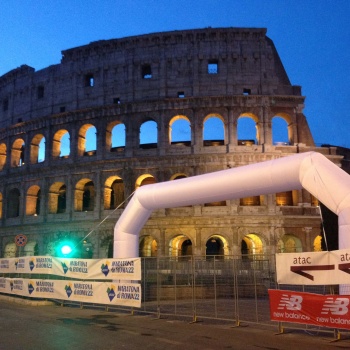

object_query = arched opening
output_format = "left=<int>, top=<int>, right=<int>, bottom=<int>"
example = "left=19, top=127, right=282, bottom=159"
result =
left=52, top=130, right=70, bottom=158
left=139, top=235, right=158, bottom=257
left=30, top=134, right=45, bottom=164
left=169, top=235, right=192, bottom=257
left=170, top=173, right=187, bottom=180
left=237, top=114, right=258, bottom=145
left=206, top=235, right=227, bottom=259
left=24, top=241, right=39, bottom=256
left=4, top=242, right=17, bottom=258
left=140, top=120, right=158, bottom=149
left=0, top=143, right=7, bottom=171
left=75, top=179, right=95, bottom=211
left=203, top=115, right=224, bottom=146
left=241, top=234, right=264, bottom=258
left=11, top=139, right=25, bottom=167
left=135, top=174, right=156, bottom=190
left=276, top=191, right=294, bottom=206
left=107, top=122, right=126, bottom=152
left=277, top=234, right=303, bottom=253
left=169, top=115, right=191, bottom=146
left=7, top=188, right=20, bottom=218
left=78, top=124, right=96, bottom=156
left=272, top=115, right=290, bottom=145
left=26, top=185, right=41, bottom=216
left=104, top=176, right=125, bottom=209
left=240, top=195, right=261, bottom=206
left=48, top=182, right=66, bottom=214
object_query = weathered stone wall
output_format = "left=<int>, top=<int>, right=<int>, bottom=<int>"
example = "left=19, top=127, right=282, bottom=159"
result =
left=0, top=28, right=341, bottom=259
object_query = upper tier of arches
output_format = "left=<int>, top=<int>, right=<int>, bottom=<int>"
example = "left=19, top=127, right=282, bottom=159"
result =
left=0, top=108, right=312, bottom=171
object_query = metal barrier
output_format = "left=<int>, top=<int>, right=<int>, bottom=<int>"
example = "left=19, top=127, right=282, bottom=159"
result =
left=139, top=255, right=350, bottom=341
left=140, top=254, right=276, bottom=325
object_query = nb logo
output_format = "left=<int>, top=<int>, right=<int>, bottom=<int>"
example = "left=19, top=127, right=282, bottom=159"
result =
left=321, top=298, right=349, bottom=315
left=277, top=294, right=303, bottom=311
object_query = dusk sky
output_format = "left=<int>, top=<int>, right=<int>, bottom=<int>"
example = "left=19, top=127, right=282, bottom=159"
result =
left=1, top=0, right=349, bottom=148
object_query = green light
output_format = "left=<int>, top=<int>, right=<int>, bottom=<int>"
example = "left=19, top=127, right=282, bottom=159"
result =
left=61, top=244, right=73, bottom=255
left=56, top=240, right=75, bottom=257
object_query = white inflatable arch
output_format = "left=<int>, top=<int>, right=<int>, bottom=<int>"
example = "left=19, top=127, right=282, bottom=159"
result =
left=114, top=152, right=350, bottom=258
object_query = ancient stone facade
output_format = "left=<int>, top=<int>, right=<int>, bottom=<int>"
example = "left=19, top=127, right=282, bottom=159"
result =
left=0, top=27, right=342, bottom=259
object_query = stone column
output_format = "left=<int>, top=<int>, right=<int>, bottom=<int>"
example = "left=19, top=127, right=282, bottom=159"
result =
left=192, top=109, right=203, bottom=152
left=158, top=114, right=167, bottom=156
left=227, top=108, right=236, bottom=146
left=74, top=189, right=84, bottom=211
left=103, top=187, right=112, bottom=210
left=26, top=194, right=38, bottom=216
left=194, top=228, right=202, bottom=256
left=158, top=229, right=166, bottom=257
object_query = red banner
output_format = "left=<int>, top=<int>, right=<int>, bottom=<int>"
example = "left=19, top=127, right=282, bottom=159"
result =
left=269, top=289, right=350, bottom=330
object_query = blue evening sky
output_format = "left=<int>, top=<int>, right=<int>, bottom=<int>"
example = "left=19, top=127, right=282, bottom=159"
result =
left=1, top=0, right=349, bottom=148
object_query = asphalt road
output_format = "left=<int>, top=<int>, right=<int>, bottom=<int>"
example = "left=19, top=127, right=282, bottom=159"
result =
left=0, top=298, right=350, bottom=350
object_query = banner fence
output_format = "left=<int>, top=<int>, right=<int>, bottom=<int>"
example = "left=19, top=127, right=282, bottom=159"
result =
left=0, top=256, right=141, bottom=308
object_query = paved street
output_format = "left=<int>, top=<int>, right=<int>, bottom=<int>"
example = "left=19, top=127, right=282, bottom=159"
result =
left=0, top=297, right=350, bottom=350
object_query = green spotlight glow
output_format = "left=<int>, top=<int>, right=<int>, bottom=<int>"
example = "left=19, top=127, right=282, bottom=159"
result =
left=61, top=244, right=73, bottom=255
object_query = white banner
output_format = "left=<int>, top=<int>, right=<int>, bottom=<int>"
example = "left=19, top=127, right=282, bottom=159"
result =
left=276, top=249, right=350, bottom=285
left=0, top=256, right=141, bottom=281
left=0, top=278, right=141, bottom=308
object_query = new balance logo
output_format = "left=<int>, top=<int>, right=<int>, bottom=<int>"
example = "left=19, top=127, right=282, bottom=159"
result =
left=321, top=298, right=349, bottom=316
left=277, top=294, right=303, bottom=311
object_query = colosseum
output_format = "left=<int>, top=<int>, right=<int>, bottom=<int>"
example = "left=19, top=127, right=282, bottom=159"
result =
left=0, top=27, right=341, bottom=259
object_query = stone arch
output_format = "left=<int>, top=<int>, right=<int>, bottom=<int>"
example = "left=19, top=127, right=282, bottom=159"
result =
left=30, top=134, right=45, bottom=164
left=240, top=195, right=262, bottom=206
left=272, top=113, right=292, bottom=145
left=106, top=121, right=126, bottom=151
left=4, top=242, right=17, bottom=258
left=203, top=113, right=225, bottom=146
left=52, top=129, right=70, bottom=158
left=241, top=233, right=265, bottom=257
left=205, top=235, right=229, bottom=259
left=169, top=115, right=191, bottom=145
left=170, top=173, right=188, bottom=180
left=277, top=234, right=303, bottom=253
left=140, top=119, right=158, bottom=148
left=75, top=178, right=95, bottom=211
left=169, top=234, right=192, bottom=257
left=0, top=143, right=7, bottom=171
left=24, top=241, right=39, bottom=256
left=7, top=188, right=21, bottom=218
left=11, top=138, right=25, bottom=167
left=139, top=235, right=158, bottom=257
left=78, top=124, right=96, bottom=156
left=48, top=182, right=66, bottom=214
left=276, top=190, right=297, bottom=206
left=26, top=185, right=41, bottom=216
left=237, top=113, right=259, bottom=145
left=135, top=174, right=156, bottom=190
left=104, top=176, right=125, bottom=209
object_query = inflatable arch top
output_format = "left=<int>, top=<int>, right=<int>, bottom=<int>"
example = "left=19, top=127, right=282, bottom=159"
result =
left=114, top=152, right=350, bottom=258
